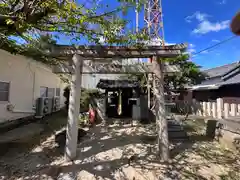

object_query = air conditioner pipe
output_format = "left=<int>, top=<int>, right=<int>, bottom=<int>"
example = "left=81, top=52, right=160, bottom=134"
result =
left=6, top=104, right=36, bottom=113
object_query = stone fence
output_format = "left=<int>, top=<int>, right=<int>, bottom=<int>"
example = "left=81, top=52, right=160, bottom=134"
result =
left=175, top=98, right=240, bottom=119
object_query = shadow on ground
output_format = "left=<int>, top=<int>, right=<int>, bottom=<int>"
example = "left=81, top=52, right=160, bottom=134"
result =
left=0, top=116, right=240, bottom=180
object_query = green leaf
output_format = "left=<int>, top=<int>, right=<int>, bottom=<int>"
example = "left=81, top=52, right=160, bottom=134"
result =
left=6, top=19, right=14, bottom=25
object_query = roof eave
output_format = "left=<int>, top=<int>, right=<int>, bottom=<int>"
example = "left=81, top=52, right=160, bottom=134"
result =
left=191, top=84, right=221, bottom=90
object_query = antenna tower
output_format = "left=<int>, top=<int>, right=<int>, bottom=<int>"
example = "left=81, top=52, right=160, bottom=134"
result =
left=143, top=0, right=165, bottom=108
left=144, top=0, right=165, bottom=45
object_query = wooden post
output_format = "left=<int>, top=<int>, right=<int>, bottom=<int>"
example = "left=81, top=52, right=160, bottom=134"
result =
left=65, top=54, right=83, bottom=161
left=212, top=102, right=217, bottom=118
left=152, top=56, right=169, bottom=162
left=231, top=104, right=237, bottom=117
left=207, top=102, right=211, bottom=117
left=224, top=103, right=229, bottom=118
left=238, top=104, right=240, bottom=115
left=202, top=102, right=207, bottom=117
left=217, top=98, right=223, bottom=119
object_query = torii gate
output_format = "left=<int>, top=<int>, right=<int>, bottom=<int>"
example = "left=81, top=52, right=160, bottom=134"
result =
left=50, top=43, right=187, bottom=161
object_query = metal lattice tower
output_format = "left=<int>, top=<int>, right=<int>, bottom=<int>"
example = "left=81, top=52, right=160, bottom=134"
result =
left=142, top=0, right=165, bottom=108
left=144, top=0, right=165, bottom=45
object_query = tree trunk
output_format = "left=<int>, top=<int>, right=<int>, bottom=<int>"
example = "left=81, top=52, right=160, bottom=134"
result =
left=151, top=56, right=169, bottom=161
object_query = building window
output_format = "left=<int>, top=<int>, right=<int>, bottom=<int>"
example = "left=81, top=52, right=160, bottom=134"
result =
left=56, top=88, right=61, bottom=97
left=40, top=86, right=48, bottom=97
left=48, top=88, right=55, bottom=98
left=0, top=81, right=10, bottom=101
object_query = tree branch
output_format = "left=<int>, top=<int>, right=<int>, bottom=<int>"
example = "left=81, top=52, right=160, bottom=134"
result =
left=87, top=7, right=124, bottom=19
left=0, top=14, right=18, bottom=20
left=33, top=24, right=105, bottom=37
left=10, top=0, right=21, bottom=12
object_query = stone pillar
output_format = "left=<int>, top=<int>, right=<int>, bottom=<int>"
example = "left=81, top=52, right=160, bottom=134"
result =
left=192, top=99, right=197, bottom=115
left=212, top=102, right=217, bottom=118
left=199, top=102, right=203, bottom=116
left=207, top=102, right=211, bottom=117
left=224, top=103, right=229, bottom=118
left=217, top=98, right=223, bottom=119
left=238, top=104, right=240, bottom=115
left=152, top=56, right=169, bottom=162
left=147, top=73, right=152, bottom=108
left=231, top=104, right=237, bottom=116
left=206, top=120, right=217, bottom=139
left=65, top=54, right=83, bottom=161
left=104, top=90, right=108, bottom=118
left=202, top=102, right=207, bottom=117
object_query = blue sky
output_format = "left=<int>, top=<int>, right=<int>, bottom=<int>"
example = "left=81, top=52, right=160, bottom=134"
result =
left=50, top=0, right=240, bottom=69
left=9, top=0, right=239, bottom=69
left=121, top=0, right=240, bottom=69
left=77, top=0, right=240, bottom=69
left=159, top=0, right=240, bottom=69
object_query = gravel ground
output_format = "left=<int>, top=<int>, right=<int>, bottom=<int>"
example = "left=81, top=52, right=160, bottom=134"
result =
left=0, top=116, right=240, bottom=180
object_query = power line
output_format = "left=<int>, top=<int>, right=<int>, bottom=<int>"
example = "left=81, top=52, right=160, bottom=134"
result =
left=192, top=35, right=238, bottom=56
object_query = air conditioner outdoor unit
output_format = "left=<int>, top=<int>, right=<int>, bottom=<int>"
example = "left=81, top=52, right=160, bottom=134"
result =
left=52, top=97, right=61, bottom=112
left=35, top=97, right=53, bottom=118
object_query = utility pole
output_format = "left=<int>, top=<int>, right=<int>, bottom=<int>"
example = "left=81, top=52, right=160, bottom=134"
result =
left=144, top=0, right=169, bottom=161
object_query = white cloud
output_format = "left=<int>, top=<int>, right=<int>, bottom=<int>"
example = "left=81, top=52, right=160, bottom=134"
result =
left=193, top=20, right=230, bottom=34
left=212, top=39, right=220, bottom=43
left=189, top=44, right=195, bottom=48
left=186, top=11, right=230, bottom=34
left=185, top=12, right=210, bottom=23
left=218, top=0, right=226, bottom=5
left=188, top=43, right=196, bottom=53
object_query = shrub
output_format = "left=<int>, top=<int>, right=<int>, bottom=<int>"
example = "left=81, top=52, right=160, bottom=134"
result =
left=63, top=86, right=101, bottom=112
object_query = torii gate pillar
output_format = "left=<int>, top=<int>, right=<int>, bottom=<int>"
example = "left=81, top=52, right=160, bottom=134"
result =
left=152, top=56, right=169, bottom=161
left=65, top=54, right=83, bottom=161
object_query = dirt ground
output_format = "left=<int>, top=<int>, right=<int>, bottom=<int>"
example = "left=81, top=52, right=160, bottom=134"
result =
left=0, top=114, right=240, bottom=180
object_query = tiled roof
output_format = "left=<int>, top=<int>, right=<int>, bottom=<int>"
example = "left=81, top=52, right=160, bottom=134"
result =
left=192, top=62, right=240, bottom=90
left=203, top=62, right=240, bottom=78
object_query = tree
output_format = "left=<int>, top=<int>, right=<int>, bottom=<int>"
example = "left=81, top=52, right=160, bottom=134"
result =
left=164, top=54, right=206, bottom=91
left=63, top=86, right=101, bottom=112
left=0, top=0, right=147, bottom=45
left=120, top=54, right=206, bottom=92
left=119, top=72, right=148, bottom=93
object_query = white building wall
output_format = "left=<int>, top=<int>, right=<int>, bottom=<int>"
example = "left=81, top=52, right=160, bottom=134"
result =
left=0, top=49, right=68, bottom=123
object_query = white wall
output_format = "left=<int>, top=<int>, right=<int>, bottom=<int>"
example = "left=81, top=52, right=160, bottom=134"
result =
left=81, top=61, right=120, bottom=89
left=0, top=49, right=68, bottom=123
left=81, top=73, right=120, bottom=89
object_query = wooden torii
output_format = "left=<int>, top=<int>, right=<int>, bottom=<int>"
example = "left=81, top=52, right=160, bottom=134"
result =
left=50, top=43, right=187, bottom=161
